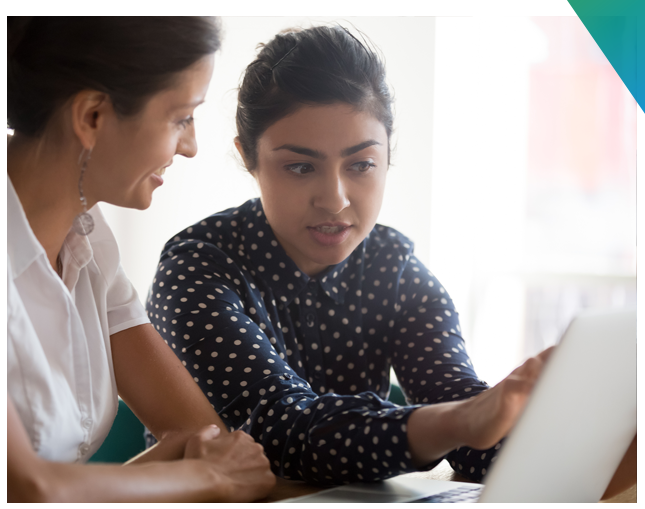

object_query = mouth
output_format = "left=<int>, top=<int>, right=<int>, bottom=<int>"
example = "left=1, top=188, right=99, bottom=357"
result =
left=308, top=222, right=352, bottom=233
left=312, top=225, right=348, bottom=234
left=155, top=161, right=173, bottom=177
left=307, top=222, right=353, bottom=246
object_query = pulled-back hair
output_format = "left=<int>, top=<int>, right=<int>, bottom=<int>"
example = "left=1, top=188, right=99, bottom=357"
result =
left=236, top=25, right=394, bottom=170
left=8, top=16, right=222, bottom=137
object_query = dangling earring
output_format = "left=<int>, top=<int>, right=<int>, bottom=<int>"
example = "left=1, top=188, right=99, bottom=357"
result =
left=72, top=147, right=95, bottom=236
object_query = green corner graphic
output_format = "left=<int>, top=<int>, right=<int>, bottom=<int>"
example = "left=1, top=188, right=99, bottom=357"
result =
left=568, top=0, right=644, bottom=112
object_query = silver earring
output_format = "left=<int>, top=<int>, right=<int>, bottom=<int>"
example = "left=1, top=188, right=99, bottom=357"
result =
left=72, top=147, right=95, bottom=236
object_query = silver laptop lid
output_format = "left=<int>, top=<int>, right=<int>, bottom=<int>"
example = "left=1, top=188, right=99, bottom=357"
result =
left=479, top=308, right=636, bottom=503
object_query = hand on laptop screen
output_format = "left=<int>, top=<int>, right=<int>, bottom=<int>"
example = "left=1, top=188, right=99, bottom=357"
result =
left=407, top=346, right=555, bottom=466
left=457, top=346, right=556, bottom=450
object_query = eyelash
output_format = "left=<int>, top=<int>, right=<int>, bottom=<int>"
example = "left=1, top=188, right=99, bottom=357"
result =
left=285, top=161, right=376, bottom=175
left=177, top=116, right=194, bottom=129
left=351, top=161, right=376, bottom=173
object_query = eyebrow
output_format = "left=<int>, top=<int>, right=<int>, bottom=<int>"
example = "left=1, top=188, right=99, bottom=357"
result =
left=273, top=144, right=326, bottom=159
left=272, top=140, right=382, bottom=159
left=340, top=140, right=382, bottom=157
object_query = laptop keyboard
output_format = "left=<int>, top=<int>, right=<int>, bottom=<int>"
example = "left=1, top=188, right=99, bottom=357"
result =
left=411, top=485, right=483, bottom=503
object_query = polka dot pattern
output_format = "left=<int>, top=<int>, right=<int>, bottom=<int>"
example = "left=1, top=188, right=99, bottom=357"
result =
left=146, top=198, right=498, bottom=484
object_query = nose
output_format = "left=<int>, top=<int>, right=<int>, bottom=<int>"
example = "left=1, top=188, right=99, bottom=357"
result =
left=177, top=124, right=198, bottom=159
left=313, top=172, right=350, bottom=215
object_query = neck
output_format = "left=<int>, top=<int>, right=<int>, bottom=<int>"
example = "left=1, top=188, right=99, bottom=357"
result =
left=8, top=134, right=86, bottom=271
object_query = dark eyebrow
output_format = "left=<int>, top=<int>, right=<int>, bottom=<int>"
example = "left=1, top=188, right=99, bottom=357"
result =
left=273, top=140, right=382, bottom=159
left=340, top=140, right=382, bottom=157
left=273, top=144, right=326, bottom=160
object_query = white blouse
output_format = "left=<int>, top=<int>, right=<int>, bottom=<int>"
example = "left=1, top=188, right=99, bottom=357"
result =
left=7, top=177, right=149, bottom=463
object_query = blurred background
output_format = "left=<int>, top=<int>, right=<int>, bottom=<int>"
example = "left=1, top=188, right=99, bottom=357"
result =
left=99, top=16, right=636, bottom=386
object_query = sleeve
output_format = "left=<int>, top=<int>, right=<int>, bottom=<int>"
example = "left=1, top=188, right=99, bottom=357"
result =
left=106, top=263, right=149, bottom=336
left=390, top=254, right=502, bottom=482
left=147, top=240, right=423, bottom=485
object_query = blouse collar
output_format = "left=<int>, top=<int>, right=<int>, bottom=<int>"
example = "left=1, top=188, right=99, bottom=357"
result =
left=244, top=199, right=361, bottom=306
left=8, top=175, right=93, bottom=291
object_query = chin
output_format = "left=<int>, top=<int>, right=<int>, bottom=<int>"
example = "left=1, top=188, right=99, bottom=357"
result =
left=135, top=196, right=154, bottom=210
left=117, top=194, right=154, bottom=211
left=311, top=248, right=354, bottom=268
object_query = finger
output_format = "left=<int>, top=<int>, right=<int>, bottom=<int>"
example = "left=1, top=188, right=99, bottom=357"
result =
left=509, top=356, right=541, bottom=382
left=536, top=345, right=556, bottom=364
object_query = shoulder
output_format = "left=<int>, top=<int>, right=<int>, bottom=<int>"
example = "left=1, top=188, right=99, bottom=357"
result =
left=361, top=225, right=449, bottom=302
left=152, top=200, right=262, bottom=300
left=363, top=223, right=415, bottom=268
left=161, top=198, right=259, bottom=258
left=366, top=224, right=414, bottom=254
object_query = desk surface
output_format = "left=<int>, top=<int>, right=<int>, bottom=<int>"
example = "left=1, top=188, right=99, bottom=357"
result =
left=262, top=459, right=636, bottom=503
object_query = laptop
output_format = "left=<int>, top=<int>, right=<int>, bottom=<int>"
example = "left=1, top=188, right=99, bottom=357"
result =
left=282, top=308, right=636, bottom=503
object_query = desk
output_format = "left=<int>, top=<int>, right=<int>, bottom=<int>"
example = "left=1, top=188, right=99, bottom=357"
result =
left=263, top=459, right=636, bottom=503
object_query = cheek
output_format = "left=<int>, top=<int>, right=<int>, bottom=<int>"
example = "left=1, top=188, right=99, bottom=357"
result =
left=119, top=120, right=176, bottom=159
left=256, top=172, right=302, bottom=222
left=135, top=127, right=177, bottom=161
left=354, top=176, right=386, bottom=222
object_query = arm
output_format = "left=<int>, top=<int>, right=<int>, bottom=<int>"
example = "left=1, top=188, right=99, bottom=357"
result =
left=109, top=322, right=229, bottom=463
left=8, top=396, right=274, bottom=502
left=406, top=347, right=554, bottom=466
left=148, top=241, right=423, bottom=485
left=392, top=257, right=628, bottom=490
left=390, top=257, right=544, bottom=479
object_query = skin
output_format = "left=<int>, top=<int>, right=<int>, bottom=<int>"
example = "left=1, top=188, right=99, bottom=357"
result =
left=236, top=102, right=635, bottom=498
left=7, top=54, right=275, bottom=502
left=236, top=103, right=388, bottom=277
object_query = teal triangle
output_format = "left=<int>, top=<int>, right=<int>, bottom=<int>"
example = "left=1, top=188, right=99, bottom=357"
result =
left=568, top=0, right=644, bottom=112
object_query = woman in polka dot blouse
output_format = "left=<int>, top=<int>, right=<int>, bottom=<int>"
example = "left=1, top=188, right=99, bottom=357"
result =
left=146, top=26, right=553, bottom=486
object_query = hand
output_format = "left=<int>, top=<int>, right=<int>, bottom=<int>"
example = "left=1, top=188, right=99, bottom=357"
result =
left=184, top=425, right=276, bottom=502
left=456, top=346, right=555, bottom=450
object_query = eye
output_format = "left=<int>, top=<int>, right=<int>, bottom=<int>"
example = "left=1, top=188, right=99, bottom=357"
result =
left=349, top=161, right=376, bottom=173
left=177, top=116, right=194, bottom=129
left=285, top=163, right=315, bottom=175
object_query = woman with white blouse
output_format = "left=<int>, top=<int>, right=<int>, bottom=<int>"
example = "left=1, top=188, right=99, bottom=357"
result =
left=7, top=16, right=274, bottom=502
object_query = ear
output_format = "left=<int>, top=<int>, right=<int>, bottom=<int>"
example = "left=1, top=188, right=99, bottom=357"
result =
left=70, top=90, right=111, bottom=150
left=234, top=136, right=252, bottom=172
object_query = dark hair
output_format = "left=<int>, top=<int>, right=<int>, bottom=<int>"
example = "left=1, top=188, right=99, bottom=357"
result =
left=236, top=25, right=394, bottom=170
left=7, top=16, right=222, bottom=137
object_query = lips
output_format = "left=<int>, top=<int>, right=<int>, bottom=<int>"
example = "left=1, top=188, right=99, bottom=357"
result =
left=307, top=222, right=352, bottom=246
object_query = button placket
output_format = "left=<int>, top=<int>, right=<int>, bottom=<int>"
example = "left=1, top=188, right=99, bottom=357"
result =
left=300, top=285, right=325, bottom=383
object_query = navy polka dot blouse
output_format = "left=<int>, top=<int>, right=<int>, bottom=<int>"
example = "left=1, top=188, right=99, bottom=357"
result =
left=146, top=198, right=501, bottom=485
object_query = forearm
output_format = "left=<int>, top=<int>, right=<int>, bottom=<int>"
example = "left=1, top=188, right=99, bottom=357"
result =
left=15, top=457, right=226, bottom=503
left=407, top=401, right=467, bottom=467
left=125, top=429, right=194, bottom=465
left=111, top=324, right=229, bottom=442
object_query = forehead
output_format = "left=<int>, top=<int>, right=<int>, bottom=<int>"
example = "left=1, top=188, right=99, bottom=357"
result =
left=258, top=103, right=389, bottom=152
left=141, top=55, right=215, bottom=115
